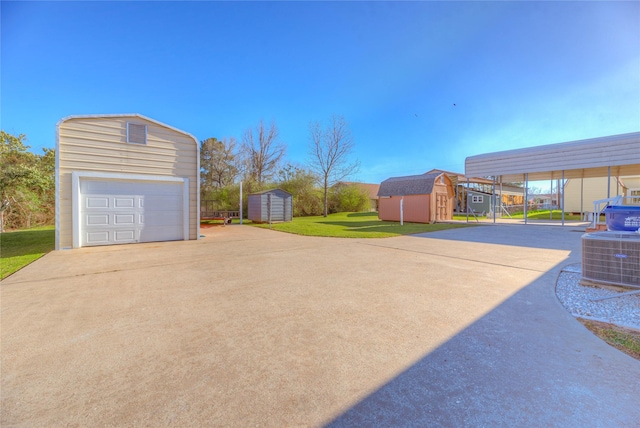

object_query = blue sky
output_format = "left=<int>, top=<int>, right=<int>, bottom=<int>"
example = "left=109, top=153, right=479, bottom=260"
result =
left=2, top=1, right=639, bottom=184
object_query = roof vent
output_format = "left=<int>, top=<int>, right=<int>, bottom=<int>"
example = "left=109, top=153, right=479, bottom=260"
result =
left=127, top=123, right=147, bottom=144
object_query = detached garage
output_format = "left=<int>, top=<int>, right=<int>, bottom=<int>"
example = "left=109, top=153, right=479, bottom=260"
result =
left=56, top=114, right=199, bottom=249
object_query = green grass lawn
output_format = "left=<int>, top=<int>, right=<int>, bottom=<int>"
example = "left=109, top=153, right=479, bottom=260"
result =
left=1, top=226, right=55, bottom=280
left=453, top=210, right=583, bottom=221
left=509, top=210, right=582, bottom=220
left=453, top=214, right=483, bottom=221
left=249, top=212, right=475, bottom=238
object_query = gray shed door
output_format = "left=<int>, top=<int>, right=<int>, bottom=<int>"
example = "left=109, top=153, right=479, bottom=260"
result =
left=80, top=179, right=183, bottom=246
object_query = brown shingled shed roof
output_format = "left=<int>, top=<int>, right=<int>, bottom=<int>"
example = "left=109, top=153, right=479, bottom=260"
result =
left=377, top=172, right=443, bottom=197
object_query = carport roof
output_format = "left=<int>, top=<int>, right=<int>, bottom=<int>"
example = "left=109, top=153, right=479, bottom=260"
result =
left=464, top=132, right=640, bottom=182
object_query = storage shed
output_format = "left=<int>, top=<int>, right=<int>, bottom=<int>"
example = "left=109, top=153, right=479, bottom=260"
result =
left=378, top=172, right=454, bottom=223
left=248, top=189, right=293, bottom=223
left=56, top=114, right=199, bottom=249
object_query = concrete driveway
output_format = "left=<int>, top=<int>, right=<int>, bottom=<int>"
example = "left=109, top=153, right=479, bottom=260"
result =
left=2, top=224, right=639, bottom=427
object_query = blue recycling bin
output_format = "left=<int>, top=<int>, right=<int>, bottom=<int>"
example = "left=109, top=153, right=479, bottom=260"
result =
left=604, top=205, right=640, bottom=231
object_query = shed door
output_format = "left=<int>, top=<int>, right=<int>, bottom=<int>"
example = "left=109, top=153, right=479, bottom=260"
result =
left=80, top=179, right=183, bottom=246
left=436, top=193, right=449, bottom=221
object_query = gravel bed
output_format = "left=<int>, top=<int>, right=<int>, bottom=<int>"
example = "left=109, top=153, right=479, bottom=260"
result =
left=556, top=264, right=640, bottom=330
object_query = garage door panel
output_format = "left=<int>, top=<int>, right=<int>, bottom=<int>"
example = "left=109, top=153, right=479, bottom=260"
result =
left=114, top=214, right=135, bottom=225
left=141, top=211, right=182, bottom=226
left=114, top=230, right=136, bottom=242
left=86, top=231, right=110, bottom=244
left=86, top=197, right=109, bottom=208
left=140, top=225, right=182, bottom=241
left=80, top=179, right=184, bottom=247
left=142, top=195, right=182, bottom=210
left=115, top=198, right=135, bottom=208
left=87, top=214, right=109, bottom=225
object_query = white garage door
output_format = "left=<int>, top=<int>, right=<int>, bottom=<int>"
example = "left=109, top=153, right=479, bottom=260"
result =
left=80, top=179, right=184, bottom=246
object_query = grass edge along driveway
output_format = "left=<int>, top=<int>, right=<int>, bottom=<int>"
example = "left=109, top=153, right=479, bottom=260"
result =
left=250, top=212, right=476, bottom=238
left=1, top=226, right=55, bottom=280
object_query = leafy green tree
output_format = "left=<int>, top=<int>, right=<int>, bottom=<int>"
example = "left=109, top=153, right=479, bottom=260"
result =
left=1, top=131, right=55, bottom=230
left=329, top=183, right=371, bottom=213
left=277, top=164, right=322, bottom=216
left=200, top=137, right=239, bottom=195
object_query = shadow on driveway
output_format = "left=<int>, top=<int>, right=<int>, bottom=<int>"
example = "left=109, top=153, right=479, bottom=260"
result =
left=410, top=223, right=588, bottom=251
left=326, top=224, right=640, bottom=426
left=326, top=257, right=640, bottom=426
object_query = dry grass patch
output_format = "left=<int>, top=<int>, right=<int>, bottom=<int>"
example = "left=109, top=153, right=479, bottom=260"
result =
left=578, top=318, right=640, bottom=361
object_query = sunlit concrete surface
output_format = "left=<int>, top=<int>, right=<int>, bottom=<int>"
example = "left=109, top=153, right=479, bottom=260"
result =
left=2, top=224, right=638, bottom=426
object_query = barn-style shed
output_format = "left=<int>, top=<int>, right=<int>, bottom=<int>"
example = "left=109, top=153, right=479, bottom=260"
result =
left=377, top=172, right=454, bottom=223
left=248, top=189, right=293, bottom=223
left=56, top=114, right=199, bottom=249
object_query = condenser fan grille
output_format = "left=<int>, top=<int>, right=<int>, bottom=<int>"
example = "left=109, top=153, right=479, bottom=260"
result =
left=582, top=232, right=640, bottom=287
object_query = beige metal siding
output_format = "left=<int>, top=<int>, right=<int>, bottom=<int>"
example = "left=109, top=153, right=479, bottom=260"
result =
left=57, top=116, right=198, bottom=249
left=622, top=176, right=640, bottom=191
left=564, top=177, right=620, bottom=213
left=465, top=132, right=640, bottom=181
left=564, top=176, right=640, bottom=212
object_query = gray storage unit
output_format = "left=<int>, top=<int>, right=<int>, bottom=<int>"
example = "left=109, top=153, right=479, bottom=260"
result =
left=248, top=189, right=293, bottom=223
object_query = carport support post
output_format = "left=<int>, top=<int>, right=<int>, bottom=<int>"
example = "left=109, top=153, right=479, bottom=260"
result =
left=524, top=173, right=529, bottom=225
left=561, top=170, right=565, bottom=226
left=239, top=181, right=243, bottom=225
left=499, top=176, right=503, bottom=218
left=492, top=176, right=496, bottom=223
left=580, top=176, right=584, bottom=221
left=550, top=178, right=553, bottom=219
left=400, top=195, right=404, bottom=226
left=466, top=178, right=469, bottom=223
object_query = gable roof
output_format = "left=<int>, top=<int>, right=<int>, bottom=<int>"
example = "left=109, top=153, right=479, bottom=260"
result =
left=249, top=188, right=292, bottom=196
left=57, top=113, right=198, bottom=143
left=378, top=172, right=443, bottom=197
left=425, top=168, right=493, bottom=185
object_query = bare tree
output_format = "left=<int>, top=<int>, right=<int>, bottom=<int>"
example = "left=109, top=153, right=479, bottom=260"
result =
left=308, top=115, right=360, bottom=217
left=241, top=119, right=286, bottom=186
left=200, top=137, right=239, bottom=193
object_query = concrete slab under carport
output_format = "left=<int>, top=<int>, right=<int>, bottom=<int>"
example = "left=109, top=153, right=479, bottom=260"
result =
left=1, top=225, right=639, bottom=426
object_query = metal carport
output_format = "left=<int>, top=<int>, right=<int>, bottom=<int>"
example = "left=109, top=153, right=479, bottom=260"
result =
left=464, top=132, right=640, bottom=224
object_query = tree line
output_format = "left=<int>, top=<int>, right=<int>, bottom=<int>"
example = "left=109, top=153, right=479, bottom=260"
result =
left=1, top=131, right=55, bottom=231
left=200, top=115, right=369, bottom=217
left=0, top=114, right=367, bottom=231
